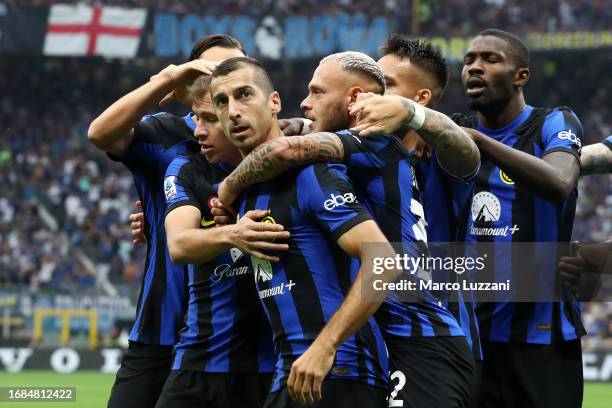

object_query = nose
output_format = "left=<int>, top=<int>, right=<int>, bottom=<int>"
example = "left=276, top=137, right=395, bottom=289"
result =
left=228, top=98, right=241, bottom=121
left=300, top=95, right=311, bottom=113
left=467, top=59, right=484, bottom=76
left=194, top=121, right=208, bottom=140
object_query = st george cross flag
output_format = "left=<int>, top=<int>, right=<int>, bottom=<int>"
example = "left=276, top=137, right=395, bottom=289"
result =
left=43, top=4, right=147, bottom=58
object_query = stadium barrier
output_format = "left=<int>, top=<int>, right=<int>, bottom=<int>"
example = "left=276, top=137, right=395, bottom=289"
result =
left=0, top=347, right=611, bottom=381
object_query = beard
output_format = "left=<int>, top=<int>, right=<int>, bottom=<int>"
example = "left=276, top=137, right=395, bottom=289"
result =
left=317, top=101, right=351, bottom=133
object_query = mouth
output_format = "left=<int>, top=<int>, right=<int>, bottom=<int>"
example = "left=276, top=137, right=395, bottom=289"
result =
left=466, top=77, right=486, bottom=97
left=199, top=143, right=214, bottom=155
left=230, top=124, right=250, bottom=139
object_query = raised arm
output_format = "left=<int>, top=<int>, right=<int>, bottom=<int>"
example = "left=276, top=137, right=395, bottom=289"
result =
left=87, top=59, right=216, bottom=156
left=287, top=220, right=400, bottom=404
left=466, top=128, right=580, bottom=203
left=349, top=93, right=480, bottom=177
left=580, top=142, right=612, bottom=175
left=218, top=132, right=344, bottom=205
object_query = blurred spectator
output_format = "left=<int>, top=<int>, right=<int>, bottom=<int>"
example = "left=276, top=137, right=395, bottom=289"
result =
left=3, top=0, right=611, bottom=35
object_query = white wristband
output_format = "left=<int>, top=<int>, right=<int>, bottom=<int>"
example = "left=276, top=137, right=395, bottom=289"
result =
left=407, top=103, right=426, bottom=130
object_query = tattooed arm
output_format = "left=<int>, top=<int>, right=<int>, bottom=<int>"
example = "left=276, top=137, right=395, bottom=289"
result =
left=581, top=142, right=612, bottom=175
left=217, top=133, right=345, bottom=205
left=350, top=93, right=480, bottom=178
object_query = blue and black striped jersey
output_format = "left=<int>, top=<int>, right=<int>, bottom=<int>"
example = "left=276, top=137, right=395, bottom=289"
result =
left=238, top=163, right=389, bottom=392
left=415, top=150, right=482, bottom=360
left=335, top=130, right=464, bottom=339
left=109, top=112, right=197, bottom=345
left=603, top=135, right=612, bottom=150
left=456, top=105, right=586, bottom=344
left=164, top=153, right=275, bottom=373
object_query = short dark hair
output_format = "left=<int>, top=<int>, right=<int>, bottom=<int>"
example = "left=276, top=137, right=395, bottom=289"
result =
left=211, top=57, right=274, bottom=94
left=476, top=29, right=529, bottom=68
left=380, top=34, right=449, bottom=92
left=188, top=34, right=246, bottom=62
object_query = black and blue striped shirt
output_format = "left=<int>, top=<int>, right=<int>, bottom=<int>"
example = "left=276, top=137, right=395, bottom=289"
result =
left=238, top=163, right=389, bottom=392
left=110, top=112, right=197, bottom=345
left=457, top=105, right=586, bottom=344
left=164, top=153, right=275, bottom=373
left=336, top=130, right=465, bottom=339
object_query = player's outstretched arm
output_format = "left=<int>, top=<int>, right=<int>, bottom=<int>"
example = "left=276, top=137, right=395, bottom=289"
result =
left=165, top=207, right=290, bottom=264
left=349, top=93, right=480, bottom=178
left=218, top=132, right=345, bottom=205
left=466, top=128, right=580, bottom=203
left=87, top=60, right=216, bottom=156
left=287, top=220, right=400, bottom=405
left=580, top=142, right=612, bottom=175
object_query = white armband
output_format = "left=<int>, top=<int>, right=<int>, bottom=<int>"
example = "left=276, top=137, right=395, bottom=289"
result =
left=407, top=103, right=426, bottom=130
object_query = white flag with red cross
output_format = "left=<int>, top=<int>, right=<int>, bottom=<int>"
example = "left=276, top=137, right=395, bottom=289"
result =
left=43, top=4, right=147, bottom=58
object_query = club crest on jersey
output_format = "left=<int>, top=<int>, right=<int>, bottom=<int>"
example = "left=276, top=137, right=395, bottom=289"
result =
left=499, top=170, right=514, bottom=185
left=262, top=214, right=276, bottom=224
left=164, top=176, right=177, bottom=201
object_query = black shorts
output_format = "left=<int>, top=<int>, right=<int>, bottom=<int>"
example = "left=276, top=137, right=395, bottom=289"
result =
left=107, top=341, right=173, bottom=408
left=387, top=335, right=476, bottom=408
left=155, top=370, right=272, bottom=408
left=264, top=379, right=387, bottom=408
left=477, top=339, right=583, bottom=408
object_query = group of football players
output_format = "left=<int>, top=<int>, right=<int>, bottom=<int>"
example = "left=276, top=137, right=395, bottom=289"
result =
left=88, top=29, right=611, bottom=408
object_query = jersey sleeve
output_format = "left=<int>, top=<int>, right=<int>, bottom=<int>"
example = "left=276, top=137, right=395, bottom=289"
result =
left=109, top=113, right=194, bottom=165
left=164, top=156, right=200, bottom=215
left=335, top=130, right=389, bottom=168
left=541, top=107, right=583, bottom=159
left=297, top=163, right=372, bottom=241
left=603, top=135, right=612, bottom=151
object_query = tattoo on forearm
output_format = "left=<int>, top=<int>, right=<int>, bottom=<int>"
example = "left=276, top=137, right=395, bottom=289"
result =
left=581, top=144, right=612, bottom=175
left=414, top=106, right=479, bottom=176
left=225, top=133, right=344, bottom=191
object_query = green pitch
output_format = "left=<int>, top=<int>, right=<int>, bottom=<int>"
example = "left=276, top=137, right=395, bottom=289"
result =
left=0, top=371, right=610, bottom=407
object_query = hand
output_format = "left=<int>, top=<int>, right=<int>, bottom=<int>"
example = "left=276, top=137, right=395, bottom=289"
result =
left=129, top=200, right=146, bottom=245
left=212, top=198, right=237, bottom=226
left=217, top=180, right=239, bottom=209
left=287, top=337, right=336, bottom=404
left=349, top=93, right=415, bottom=136
left=558, top=241, right=601, bottom=300
left=228, top=210, right=290, bottom=262
left=153, top=59, right=218, bottom=107
left=279, top=118, right=305, bottom=136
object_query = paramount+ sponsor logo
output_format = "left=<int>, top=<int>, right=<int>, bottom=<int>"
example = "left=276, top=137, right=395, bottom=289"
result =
left=324, top=193, right=358, bottom=210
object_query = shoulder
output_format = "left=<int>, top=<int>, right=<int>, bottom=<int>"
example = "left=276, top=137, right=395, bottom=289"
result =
left=166, top=154, right=194, bottom=178
left=135, top=112, right=194, bottom=147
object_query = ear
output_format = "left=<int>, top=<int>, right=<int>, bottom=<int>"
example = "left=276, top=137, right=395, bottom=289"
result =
left=515, top=67, right=530, bottom=87
left=269, top=91, right=282, bottom=115
left=347, top=86, right=365, bottom=112
left=413, top=88, right=433, bottom=107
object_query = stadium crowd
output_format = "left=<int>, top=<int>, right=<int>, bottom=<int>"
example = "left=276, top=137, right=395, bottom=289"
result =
left=0, top=50, right=610, bottom=343
left=3, top=0, right=611, bottom=35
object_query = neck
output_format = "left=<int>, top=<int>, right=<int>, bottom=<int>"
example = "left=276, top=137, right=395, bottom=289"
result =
left=477, top=93, right=526, bottom=130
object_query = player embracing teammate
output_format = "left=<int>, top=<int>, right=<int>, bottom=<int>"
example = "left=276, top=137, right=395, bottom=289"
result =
left=92, top=29, right=589, bottom=408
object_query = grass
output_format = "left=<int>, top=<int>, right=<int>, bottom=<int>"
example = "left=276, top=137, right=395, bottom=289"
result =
left=0, top=371, right=610, bottom=407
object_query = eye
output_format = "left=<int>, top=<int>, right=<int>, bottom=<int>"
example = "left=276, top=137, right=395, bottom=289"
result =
left=240, top=90, right=251, bottom=98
